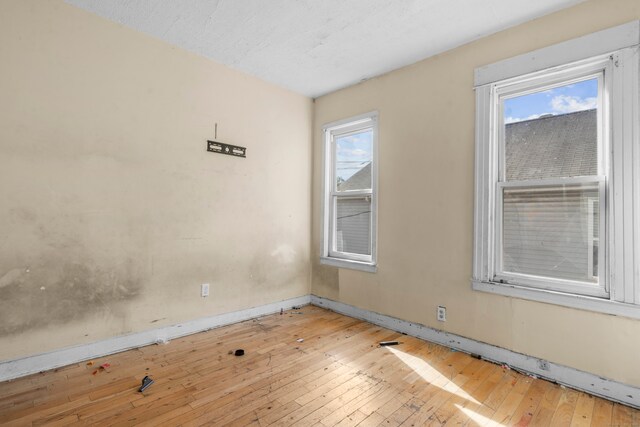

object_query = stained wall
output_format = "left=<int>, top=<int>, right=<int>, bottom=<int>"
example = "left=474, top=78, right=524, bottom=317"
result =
left=0, top=0, right=312, bottom=360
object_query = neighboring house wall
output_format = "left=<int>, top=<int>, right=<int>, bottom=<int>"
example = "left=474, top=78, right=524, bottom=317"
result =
left=503, top=186, right=598, bottom=282
left=336, top=163, right=372, bottom=255
left=336, top=198, right=372, bottom=255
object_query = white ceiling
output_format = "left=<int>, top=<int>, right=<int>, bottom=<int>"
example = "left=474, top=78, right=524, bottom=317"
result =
left=66, top=0, right=584, bottom=98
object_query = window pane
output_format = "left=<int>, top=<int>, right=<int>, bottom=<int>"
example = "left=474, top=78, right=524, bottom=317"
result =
left=502, top=183, right=599, bottom=283
left=503, top=78, right=598, bottom=181
left=335, top=130, right=372, bottom=191
left=335, top=197, right=371, bottom=255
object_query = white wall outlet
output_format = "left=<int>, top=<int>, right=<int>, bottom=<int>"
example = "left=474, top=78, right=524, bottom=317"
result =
left=201, top=283, right=210, bottom=297
left=437, top=305, right=446, bottom=322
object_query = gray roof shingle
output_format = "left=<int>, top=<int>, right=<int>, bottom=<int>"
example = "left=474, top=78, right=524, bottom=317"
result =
left=505, top=109, right=597, bottom=181
left=337, top=162, right=372, bottom=191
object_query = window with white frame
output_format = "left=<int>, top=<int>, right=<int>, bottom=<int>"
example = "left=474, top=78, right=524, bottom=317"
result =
left=473, top=22, right=640, bottom=317
left=321, top=112, right=377, bottom=272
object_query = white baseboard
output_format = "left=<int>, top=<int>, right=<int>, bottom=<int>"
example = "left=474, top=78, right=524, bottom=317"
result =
left=0, top=295, right=310, bottom=382
left=311, top=295, right=640, bottom=409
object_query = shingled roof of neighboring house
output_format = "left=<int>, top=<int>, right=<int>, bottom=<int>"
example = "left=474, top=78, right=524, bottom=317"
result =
left=505, top=109, right=597, bottom=181
left=337, top=162, right=372, bottom=191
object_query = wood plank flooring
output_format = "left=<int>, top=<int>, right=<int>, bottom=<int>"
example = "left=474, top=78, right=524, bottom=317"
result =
left=0, top=305, right=639, bottom=426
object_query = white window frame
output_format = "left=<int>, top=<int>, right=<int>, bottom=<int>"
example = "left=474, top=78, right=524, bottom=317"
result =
left=493, top=60, right=609, bottom=298
left=321, top=112, right=378, bottom=273
left=473, top=21, right=640, bottom=318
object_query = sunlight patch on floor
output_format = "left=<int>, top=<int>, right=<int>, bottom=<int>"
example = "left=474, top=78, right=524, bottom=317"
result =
left=386, top=346, right=480, bottom=404
left=454, top=403, right=500, bottom=426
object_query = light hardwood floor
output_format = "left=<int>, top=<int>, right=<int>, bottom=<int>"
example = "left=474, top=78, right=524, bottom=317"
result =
left=0, top=305, right=639, bottom=426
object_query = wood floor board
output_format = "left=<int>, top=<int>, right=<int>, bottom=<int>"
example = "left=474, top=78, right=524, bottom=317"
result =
left=0, top=305, right=638, bottom=426
left=550, top=388, right=580, bottom=426
left=590, top=398, right=613, bottom=426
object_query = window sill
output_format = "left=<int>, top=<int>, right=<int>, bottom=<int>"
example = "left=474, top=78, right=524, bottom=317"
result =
left=472, top=280, right=640, bottom=320
left=320, top=256, right=377, bottom=273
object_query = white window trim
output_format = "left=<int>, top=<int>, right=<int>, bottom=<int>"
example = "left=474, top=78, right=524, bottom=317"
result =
left=473, top=21, right=640, bottom=318
left=321, top=112, right=378, bottom=273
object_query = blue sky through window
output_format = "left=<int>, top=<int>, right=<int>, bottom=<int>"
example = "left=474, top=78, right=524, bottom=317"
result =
left=504, top=78, right=598, bottom=124
left=336, top=130, right=372, bottom=182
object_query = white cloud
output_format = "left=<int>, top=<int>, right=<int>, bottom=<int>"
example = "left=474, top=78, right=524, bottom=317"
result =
left=337, top=146, right=370, bottom=158
left=550, top=95, right=597, bottom=114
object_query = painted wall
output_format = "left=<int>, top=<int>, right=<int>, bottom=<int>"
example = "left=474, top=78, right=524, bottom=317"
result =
left=312, top=0, right=640, bottom=387
left=0, top=0, right=312, bottom=361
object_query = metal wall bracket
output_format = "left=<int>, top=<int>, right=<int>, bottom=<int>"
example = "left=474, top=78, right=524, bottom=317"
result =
left=207, top=140, right=246, bottom=158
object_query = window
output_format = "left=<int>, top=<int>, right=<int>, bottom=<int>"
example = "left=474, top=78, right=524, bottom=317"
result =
left=496, top=68, right=607, bottom=297
left=473, top=22, right=640, bottom=317
left=321, top=112, right=377, bottom=272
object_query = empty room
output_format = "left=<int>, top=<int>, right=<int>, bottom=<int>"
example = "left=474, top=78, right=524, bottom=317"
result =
left=2, top=0, right=640, bottom=425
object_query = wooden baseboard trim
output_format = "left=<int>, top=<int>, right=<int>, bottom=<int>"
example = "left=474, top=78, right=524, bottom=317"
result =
left=0, top=295, right=311, bottom=382
left=310, top=295, right=640, bottom=409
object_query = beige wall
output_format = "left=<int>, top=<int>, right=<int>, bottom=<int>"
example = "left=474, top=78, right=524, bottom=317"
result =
left=0, top=0, right=312, bottom=361
left=312, top=0, right=640, bottom=386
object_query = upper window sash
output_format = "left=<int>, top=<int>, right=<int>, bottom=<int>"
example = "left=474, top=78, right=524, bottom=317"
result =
left=494, top=61, right=610, bottom=181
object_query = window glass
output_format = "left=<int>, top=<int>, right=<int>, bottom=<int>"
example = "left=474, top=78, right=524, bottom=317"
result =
left=504, top=78, right=598, bottom=181
left=502, top=183, right=599, bottom=284
left=335, top=196, right=372, bottom=255
left=335, top=130, right=372, bottom=191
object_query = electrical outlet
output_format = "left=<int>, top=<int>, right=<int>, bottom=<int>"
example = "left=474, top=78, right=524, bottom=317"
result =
left=538, top=359, right=550, bottom=371
left=437, top=306, right=446, bottom=322
left=201, top=283, right=210, bottom=297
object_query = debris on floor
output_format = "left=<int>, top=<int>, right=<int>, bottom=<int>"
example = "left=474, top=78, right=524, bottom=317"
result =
left=296, top=338, right=304, bottom=343
left=139, top=375, right=154, bottom=392
left=234, top=349, right=245, bottom=356
left=379, top=341, right=400, bottom=347
left=291, top=306, right=301, bottom=310
left=86, top=361, right=94, bottom=366
left=91, top=362, right=112, bottom=375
